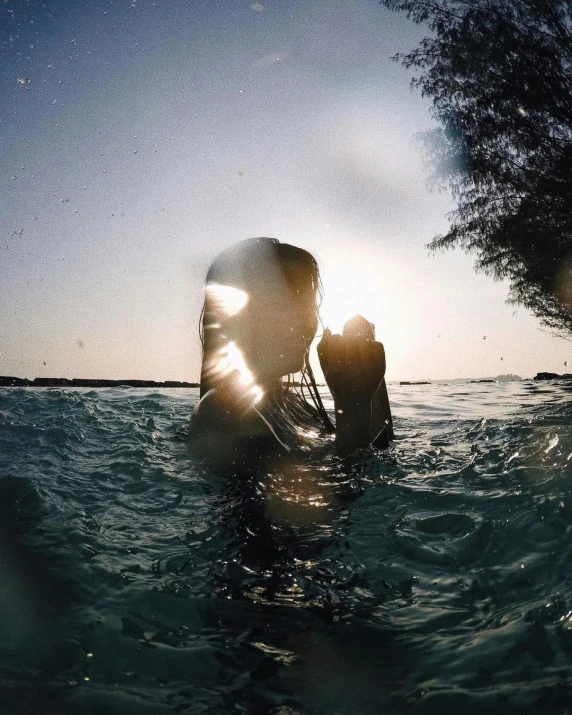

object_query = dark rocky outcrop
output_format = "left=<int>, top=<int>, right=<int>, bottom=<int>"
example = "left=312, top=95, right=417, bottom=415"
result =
left=33, top=378, right=72, bottom=386
left=0, top=377, right=198, bottom=388
left=0, top=376, right=31, bottom=386
left=534, top=372, right=572, bottom=381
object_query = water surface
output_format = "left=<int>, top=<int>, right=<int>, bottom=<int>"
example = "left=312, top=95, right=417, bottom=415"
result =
left=1, top=380, right=571, bottom=714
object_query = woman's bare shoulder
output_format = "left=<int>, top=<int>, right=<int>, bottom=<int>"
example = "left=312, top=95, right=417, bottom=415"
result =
left=188, top=388, right=290, bottom=467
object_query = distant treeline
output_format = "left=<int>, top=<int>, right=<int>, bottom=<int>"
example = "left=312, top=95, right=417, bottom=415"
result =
left=0, top=376, right=199, bottom=388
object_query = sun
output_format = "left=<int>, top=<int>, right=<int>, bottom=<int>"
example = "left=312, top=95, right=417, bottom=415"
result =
left=319, top=250, right=398, bottom=339
left=319, top=263, right=382, bottom=336
left=313, top=245, right=422, bottom=380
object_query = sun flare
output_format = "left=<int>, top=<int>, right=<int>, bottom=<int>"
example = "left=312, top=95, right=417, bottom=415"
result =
left=205, top=340, right=264, bottom=405
left=319, top=262, right=386, bottom=336
left=204, top=283, right=249, bottom=317
left=315, top=245, right=422, bottom=380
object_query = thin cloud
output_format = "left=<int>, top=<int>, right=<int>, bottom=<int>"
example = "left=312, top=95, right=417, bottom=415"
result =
left=251, top=52, right=287, bottom=70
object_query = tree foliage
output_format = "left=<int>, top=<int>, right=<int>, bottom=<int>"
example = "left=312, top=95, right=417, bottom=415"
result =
left=381, top=0, right=572, bottom=333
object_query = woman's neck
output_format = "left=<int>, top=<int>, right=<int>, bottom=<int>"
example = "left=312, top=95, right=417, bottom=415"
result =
left=257, top=379, right=284, bottom=408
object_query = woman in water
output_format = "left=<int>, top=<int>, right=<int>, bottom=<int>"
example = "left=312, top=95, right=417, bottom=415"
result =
left=189, top=237, right=393, bottom=468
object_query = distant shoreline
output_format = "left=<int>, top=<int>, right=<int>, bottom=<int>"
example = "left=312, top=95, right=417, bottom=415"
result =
left=1, top=372, right=570, bottom=389
left=0, top=377, right=199, bottom=388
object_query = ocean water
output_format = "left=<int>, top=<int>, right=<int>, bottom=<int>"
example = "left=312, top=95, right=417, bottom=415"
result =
left=0, top=380, right=571, bottom=715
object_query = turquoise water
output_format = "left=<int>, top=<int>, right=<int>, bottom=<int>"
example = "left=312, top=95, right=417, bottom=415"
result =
left=0, top=381, right=571, bottom=714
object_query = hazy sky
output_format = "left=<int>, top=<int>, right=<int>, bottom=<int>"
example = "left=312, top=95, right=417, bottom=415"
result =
left=1, top=0, right=569, bottom=381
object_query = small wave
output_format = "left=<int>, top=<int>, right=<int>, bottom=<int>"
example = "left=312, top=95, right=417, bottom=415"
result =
left=0, top=382, right=571, bottom=712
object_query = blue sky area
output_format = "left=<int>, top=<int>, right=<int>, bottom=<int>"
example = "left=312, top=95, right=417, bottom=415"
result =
left=1, top=0, right=569, bottom=381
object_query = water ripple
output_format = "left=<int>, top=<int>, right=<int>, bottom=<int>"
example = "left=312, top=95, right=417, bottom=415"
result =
left=0, top=382, right=571, bottom=712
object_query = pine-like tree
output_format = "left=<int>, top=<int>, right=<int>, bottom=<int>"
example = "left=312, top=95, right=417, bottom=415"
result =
left=381, top=0, right=572, bottom=332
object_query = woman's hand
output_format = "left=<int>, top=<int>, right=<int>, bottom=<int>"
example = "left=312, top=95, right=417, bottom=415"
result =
left=317, top=324, right=386, bottom=457
left=317, top=327, right=386, bottom=407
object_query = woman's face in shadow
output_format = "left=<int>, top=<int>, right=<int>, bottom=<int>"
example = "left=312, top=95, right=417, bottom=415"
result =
left=225, top=280, right=318, bottom=385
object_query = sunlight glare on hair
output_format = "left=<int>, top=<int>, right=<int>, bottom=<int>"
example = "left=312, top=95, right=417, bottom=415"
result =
left=210, top=340, right=263, bottom=405
left=204, top=282, right=249, bottom=317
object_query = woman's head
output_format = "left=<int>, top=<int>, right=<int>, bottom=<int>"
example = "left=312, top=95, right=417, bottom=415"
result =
left=201, top=238, right=321, bottom=395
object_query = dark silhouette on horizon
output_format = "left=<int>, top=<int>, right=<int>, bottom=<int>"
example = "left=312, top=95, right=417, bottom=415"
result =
left=0, top=377, right=199, bottom=388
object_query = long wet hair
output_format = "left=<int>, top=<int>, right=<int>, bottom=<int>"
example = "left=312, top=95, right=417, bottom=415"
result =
left=199, top=237, right=334, bottom=431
